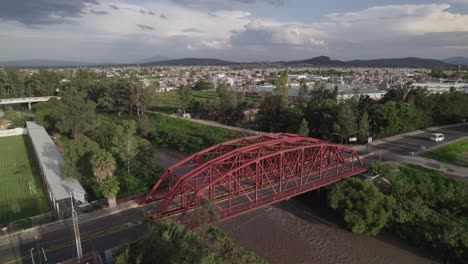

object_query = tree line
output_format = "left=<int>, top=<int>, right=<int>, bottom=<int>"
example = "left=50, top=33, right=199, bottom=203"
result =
left=327, top=163, right=468, bottom=263
left=254, top=69, right=468, bottom=143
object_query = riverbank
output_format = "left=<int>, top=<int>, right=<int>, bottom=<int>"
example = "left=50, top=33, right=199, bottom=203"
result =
left=220, top=197, right=435, bottom=264
left=157, top=148, right=435, bottom=264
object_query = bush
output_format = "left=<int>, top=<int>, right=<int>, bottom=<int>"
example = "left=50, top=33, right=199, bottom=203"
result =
left=113, top=218, right=265, bottom=264
left=327, top=177, right=396, bottom=235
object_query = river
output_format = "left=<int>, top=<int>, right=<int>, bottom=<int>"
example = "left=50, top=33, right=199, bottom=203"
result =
left=157, top=148, right=435, bottom=264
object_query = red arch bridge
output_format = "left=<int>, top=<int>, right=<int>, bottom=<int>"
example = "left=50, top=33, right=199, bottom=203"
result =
left=140, top=133, right=368, bottom=224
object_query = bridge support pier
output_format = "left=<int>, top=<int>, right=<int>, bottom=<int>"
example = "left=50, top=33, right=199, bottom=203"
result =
left=28, top=102, right=32, bottom=111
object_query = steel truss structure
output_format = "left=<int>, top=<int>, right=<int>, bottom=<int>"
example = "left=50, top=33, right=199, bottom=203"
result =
left=140, top=133, right=367, bottom=224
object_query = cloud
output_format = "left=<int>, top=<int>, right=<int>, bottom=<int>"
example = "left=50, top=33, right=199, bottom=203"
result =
left=137, top=24, right=155, bottom=30
left=109, top=4, right=119, bottom=10
left=231, top=21, right=326, bottom=47
left=0, top=1, right=467, bottom=62
left=90, top=9, right=109, bottom=15
left=0, top=0, right=98, bottom=25
left=171, top=0, right=285, bottom=8
left=182, top=28, right=203, bottom=33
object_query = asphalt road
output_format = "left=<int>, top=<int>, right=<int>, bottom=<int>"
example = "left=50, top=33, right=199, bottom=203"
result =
left=359, top=124, right=467, bottom=162
left=0, top=205, right=153, bottom=264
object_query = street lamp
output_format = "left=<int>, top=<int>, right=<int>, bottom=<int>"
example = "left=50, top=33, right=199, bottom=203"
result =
left=366, top=133, right=372, bottom=155
left=35, top=236, right=41, bottom=264
left=30, top=248, right=35, bottom=264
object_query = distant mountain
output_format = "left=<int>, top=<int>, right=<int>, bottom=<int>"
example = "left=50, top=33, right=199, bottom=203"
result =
left=135, top=55, right=172, bottom=64
left=141, top=57, right=238, bottom=66
left=443, top=57, right=468, bottom=65
left=0, top=59, right=103, bottom=67
left=284, top=56, right=450, bottom=68
left=284, top=56, right=346, bottom=66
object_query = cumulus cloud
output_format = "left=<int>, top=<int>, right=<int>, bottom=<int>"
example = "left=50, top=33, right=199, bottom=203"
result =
left=231, top=21, right=326, bottom=46
left=0, top=0, right=99, bottom=25
left=0, top=1, right=467, bottom=62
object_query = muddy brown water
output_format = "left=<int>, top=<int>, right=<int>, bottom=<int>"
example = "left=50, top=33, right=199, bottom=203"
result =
left=157, top=148, right=435, bottom=264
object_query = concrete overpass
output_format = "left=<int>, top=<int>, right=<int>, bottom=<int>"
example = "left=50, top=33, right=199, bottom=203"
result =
left=0, top=96, right=58, bottom=110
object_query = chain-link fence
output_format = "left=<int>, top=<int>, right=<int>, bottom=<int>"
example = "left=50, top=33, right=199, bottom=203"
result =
left=1, top=212, right=56, bottom=236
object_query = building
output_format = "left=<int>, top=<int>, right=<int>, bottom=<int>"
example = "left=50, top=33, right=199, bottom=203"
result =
left=411, top=82, right=468, bottom=94
left=26, top=121, right=86, bottom=218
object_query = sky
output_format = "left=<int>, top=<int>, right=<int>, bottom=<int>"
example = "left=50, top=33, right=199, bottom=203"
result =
left=0, top=0, right=467, bottom=63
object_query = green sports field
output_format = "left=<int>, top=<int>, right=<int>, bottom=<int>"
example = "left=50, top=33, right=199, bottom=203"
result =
left=0, top=135, right=50, bottom=226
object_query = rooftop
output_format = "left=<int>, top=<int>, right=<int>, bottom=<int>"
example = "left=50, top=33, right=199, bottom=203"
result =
left=26, top=121, right=85, bottom=202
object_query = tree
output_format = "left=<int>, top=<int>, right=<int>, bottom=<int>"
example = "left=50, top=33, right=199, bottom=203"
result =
left=298, top=78, right=308, bottom=102
left=56, top=87, right=97, bottom=138
left=128, top=75, right=155, bottom=116
left=60, top=135, right=99, bottom=180
left=357, top=111, right=370, bottom=141
left=194, top=80, right=215, bottom=90
left=98, top=176, right=120, bottom=208
left=335, top=103, right=357, bottom=142
left=112, top=120, right=149, bottom=173
left=177, top=85, right=192, bottom=113
left=372, top=101, right=423, bottom=135
left=328, top=178, right=396, bottom=235
left=91, top=149, right=116, bottom=183
left=298, top=118, right=309, bottom=136
left=274, top=69, right=290, bottom=106
left=113, top=218, right=265, bottom=264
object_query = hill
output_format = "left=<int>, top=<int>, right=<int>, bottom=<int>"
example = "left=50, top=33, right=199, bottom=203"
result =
left=135, top=55, right=172, bottom=64
left=141, top=58, right=238, bottom=66
left=284, top=56, right=450, bottom=68
left=443, top=57, right=468, bottom=65
left=0, top=59, right=98, bottom=67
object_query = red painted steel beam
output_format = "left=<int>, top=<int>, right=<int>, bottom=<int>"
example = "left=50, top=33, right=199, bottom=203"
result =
left=141, top=134, right=367, bottom=225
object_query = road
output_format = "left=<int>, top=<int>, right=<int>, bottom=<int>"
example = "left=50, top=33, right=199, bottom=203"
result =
left=0, top=203, right=158, bottom=263
left=355, top=123, right=468, bottom=180
left=1, top=124, right=466, bottom=263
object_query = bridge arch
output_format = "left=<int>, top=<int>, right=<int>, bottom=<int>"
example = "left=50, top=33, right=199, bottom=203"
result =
left=141, top=133, right=367, bottom=224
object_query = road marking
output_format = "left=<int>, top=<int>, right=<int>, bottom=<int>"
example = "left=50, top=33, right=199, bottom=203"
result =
left=2, top=221, right=143, bottom=264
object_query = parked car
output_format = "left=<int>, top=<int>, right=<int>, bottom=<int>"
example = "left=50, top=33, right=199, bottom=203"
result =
left=429, top=133, right=445, bottom=142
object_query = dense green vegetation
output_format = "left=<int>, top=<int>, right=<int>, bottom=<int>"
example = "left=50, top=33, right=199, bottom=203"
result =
left=327, top=178, right=395, bottom=235
left=0, top=136, right=50, bottom=225
left=422, top=138, right=468, bottom=167
left=114, top=218, right=265, bottom=264
left=1, top=110, right=33, bottom=128
left=257, top=74, right=467, bottom=141
left=327, top=164, right=468, bottom=263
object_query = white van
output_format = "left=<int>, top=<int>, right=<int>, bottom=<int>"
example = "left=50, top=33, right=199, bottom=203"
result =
left=429, top=133, right=445, bottom=142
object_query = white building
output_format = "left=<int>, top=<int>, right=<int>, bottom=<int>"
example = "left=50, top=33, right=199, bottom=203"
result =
left=411, top=82, right=468, bottom=94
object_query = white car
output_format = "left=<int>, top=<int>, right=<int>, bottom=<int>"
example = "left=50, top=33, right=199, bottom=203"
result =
left=429, top=133, right=445, bottom=142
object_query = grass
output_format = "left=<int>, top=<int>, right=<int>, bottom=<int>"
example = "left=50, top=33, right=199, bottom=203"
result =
left=153, top=90, right=261, bottom=113
left=421, top=138, right=468, bottom=168
left=0, top=136, right=50, bottom=225
left=147, top=112, right=248, bottom=153
left=1, top=110, right=34, bottom=128
left=97, top=112, right=248, bottom=154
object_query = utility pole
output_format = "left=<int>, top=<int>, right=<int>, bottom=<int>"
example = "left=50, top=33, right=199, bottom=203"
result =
left=71, top=192, right=83, bottom=260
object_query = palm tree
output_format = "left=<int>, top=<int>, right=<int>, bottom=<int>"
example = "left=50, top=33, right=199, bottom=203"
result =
left=91, top=149, right=116, bottom=183
left=99, top=176, right=120, bottom=208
